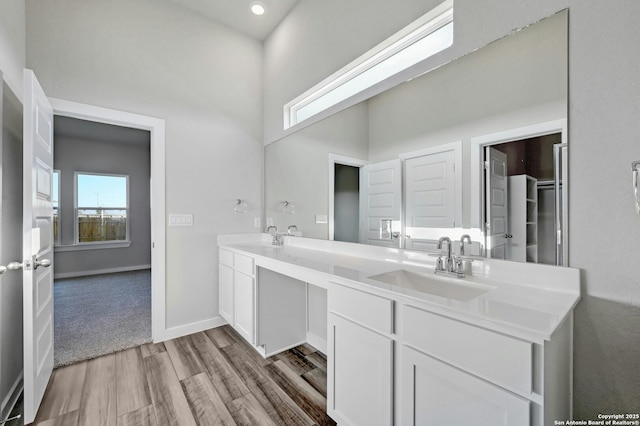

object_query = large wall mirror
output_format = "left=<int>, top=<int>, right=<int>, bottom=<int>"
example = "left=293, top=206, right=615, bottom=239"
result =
left=265, top=10, right=568, bottom=266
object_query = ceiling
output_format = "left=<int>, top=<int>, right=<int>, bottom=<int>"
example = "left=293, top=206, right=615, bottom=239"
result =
left=168, top=0, right=300, bottom=40
left=54, top=116, right=150, bottom=146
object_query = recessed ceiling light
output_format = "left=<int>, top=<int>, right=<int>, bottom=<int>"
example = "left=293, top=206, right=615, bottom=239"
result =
left=250, top=2, right=265, bottom=16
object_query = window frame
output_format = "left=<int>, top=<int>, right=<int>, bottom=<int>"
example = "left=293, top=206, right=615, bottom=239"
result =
left=74, top=171, right=131, bottom=246
left=53, top=169, right=61, bottom=246
left=283, top=0, right=454, bottom=130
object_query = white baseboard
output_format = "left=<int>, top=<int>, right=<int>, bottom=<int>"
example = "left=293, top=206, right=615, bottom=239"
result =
left=156, top=316, right=227, bottom=342
left=306, top=331, right=327, bottom=355
left=54, top=264, right=151, bottom=279
left=1, top=372, right=23, bottom=421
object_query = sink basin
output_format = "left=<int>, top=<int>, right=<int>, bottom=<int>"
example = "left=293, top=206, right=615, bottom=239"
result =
left=367, top=269, right=492, bottom=302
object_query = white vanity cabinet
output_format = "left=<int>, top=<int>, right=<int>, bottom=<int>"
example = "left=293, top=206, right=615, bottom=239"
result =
left=327, top=282, right=572, bottom=426
left=400, top=306, right=532, bottom=426
left=218, top=248, right=256, bottom=344
left=327, top=283, right=394, bottom=426
left=218, top=235, right=578, bottom=426
left=400, top=346, right=530, bottom=426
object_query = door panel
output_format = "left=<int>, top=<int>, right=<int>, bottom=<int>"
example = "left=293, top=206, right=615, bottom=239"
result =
left=485, top=147, right=508, bottom=259
left=400, top=346, right=530, bottom=426
left=359, top=159, right=402, bottom=247
left=23, top=69, right=55, bottom=424
left=405, top=151, right=456, bottom=251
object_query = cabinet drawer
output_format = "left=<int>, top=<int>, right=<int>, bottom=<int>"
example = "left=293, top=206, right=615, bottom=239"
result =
left=234, top=253, right=255, bottom=276
left=219, top=248, right=234, bottom=267
left=329, top=283, right=393, bottom=334
left=403, top=305, right=532, bottom=395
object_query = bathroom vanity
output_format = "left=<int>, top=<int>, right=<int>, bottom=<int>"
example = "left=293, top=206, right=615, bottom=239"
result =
left=217, top=233, right=580, bottom=426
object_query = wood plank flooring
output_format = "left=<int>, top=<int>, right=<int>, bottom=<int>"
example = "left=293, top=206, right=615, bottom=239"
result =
left=33, top=325, right=336, bottom=426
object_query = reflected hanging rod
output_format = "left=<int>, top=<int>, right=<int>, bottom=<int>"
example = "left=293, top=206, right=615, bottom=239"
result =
left=632, top=161, right=640, bottom=214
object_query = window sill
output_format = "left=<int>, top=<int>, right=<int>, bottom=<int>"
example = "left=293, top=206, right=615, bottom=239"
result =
left=54, top=241, right=132, bottom=252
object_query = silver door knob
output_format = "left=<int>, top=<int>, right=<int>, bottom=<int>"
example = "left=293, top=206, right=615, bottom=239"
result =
left=0, top=266, right=6, bottom=275
left=35, top=258, right=52, bottom=269
left=504, top=234, right=513, bottom=238
left=7, top=262, right=23, bottom=270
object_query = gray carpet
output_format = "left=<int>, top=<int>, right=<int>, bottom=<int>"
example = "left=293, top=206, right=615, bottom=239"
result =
left=54, top=269, right=152, bottom=367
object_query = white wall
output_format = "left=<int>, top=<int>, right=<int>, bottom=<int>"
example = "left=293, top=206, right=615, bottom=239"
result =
left=0, top=82, right=23, bottom=422
left=264, top=103, right=369, bottom=238
left=264, top=0, right=640, bottom=416
left=53, top=134, right=151, bottom=277
left=26, top=0, right=263, bottom=330
left=367, top=11, right=566, bottom=227
left=0, top=1, right=25, bottom=101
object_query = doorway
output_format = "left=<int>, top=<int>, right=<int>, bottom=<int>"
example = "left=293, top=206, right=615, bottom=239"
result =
left=52, top=116, right=152, bottom=365
left=471, top=119, right=568, bottom=266
left=50, top=98, right=167, bottom=341
left=328, top=154, right=368, bottom=242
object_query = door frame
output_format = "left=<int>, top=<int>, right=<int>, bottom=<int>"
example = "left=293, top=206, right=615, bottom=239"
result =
left=328, top=153, right=368, bottom=241
left=470, top=119, right=567, bottom=262
left=49, top=98, right=167, bottom=341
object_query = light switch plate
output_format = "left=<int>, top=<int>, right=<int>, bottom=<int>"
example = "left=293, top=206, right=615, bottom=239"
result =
left=315, top=214, right=328, bottom=224
left=169, top=214, right=194, bottom=227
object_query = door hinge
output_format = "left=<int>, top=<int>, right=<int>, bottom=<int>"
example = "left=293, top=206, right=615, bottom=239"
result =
left=484, top=161, right=490, bottom=170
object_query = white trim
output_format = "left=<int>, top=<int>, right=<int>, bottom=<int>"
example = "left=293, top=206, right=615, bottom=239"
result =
left=53, top=264, right=151, bottom=280
left=399, top=140, right=463, bottom=229
left=49, top=98, right=167, bottom=342
left=328, top=154, right=368, bottom=241
left=161, top=317, right=228, bottom=343
left=74, top=171, right=130, bottom=243
left=55, top=241, right=132, bottom=251
left=306, top=331, right=327, bottom=355
left=470, top=119, right=568, bottom=261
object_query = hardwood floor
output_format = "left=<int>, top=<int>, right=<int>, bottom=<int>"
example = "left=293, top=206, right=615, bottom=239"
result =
left=34, top=325, right=336, bottom=426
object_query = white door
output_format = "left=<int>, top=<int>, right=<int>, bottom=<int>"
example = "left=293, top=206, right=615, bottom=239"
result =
left=328, top=314, right=393, bottom=426
left=485, top=147, right=509, bottom=259
left=359, top=159, right=402, bottom=247
left=404, top=151, right=456, bottom=251
left=234, top=271, right=255, bottom=345
left=23, top=69, right=55, bottom=424
left=400, top=346, right=530, bottom=426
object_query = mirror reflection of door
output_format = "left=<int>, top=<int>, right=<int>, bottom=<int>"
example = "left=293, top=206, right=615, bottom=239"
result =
left=484, top=133, right=565, bottom=265
left=485, top=147, right=509, bottom=259
left=358, top=159, right=402, bottom=247
left=333, top=163, right=360, bottom=243
left=404, top=151, right=456, bottom=252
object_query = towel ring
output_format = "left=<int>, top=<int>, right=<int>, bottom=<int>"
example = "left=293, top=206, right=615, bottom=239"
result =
left=632, top=161, right=640, bottom=214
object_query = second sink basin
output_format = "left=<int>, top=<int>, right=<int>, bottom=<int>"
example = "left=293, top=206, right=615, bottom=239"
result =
left=367, top=269, right=493, bottom=302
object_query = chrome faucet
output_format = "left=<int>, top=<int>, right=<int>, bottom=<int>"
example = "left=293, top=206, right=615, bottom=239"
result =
left=459, top=234, right=472, bottom=256
left=434, top=236, right=471, bottom=278
left=287, top=225, right=298, bottom=235
left=267, top=225, right=283, bottom=246
left=436, top=236, right=453, bottom=273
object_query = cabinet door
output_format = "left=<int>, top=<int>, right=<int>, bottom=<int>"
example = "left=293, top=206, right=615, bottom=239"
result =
left=234, top=271, right=255, bottom=345
left=400, top=346, right=530, bottom=426
left=219, top=262, right=234, bottom=326
left=328, top=314, right=393, bottom=426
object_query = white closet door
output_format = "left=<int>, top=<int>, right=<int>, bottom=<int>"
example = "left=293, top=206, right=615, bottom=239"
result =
left=359, top=159, right=402, bottom=247
left=485, top=147, right=509, bottom=259
left=404, top=151, right=455, bottom=251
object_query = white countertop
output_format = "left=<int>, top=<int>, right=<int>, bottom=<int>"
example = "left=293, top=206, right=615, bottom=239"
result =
left=218, top=234, right=581, bottom=343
